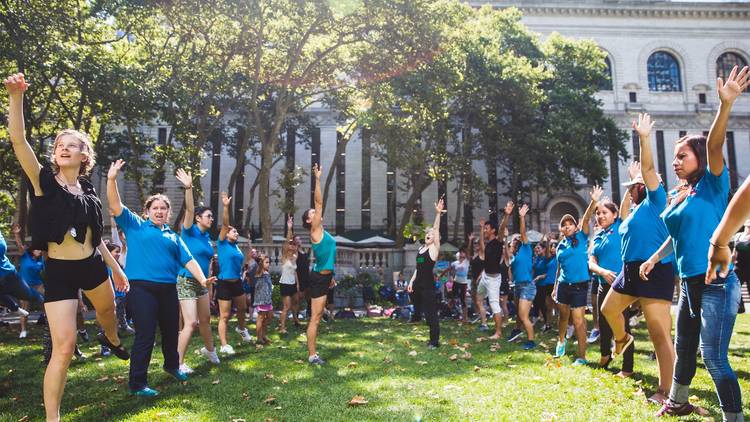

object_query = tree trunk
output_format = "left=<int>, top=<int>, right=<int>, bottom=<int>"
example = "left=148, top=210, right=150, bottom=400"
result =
left=452, top=173, right=464, bottom=242
left=227, top=126, right=250, bottom=225
left=321, top=132, right=352, bottom=215
left=258, top=134, right=274, bottom=242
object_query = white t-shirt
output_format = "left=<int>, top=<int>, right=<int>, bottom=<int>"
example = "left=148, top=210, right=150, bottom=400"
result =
left=279, top=258, right=297, bottom=285
left=452, top=259, right=470, bottom=284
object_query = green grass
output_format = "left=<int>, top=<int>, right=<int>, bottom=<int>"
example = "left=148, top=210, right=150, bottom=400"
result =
left=1, top=313, right=749, bottom=421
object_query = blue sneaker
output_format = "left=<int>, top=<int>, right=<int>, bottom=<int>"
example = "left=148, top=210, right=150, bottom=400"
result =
left=165, top=368, right=189, bottom=382
left=554, top=340, right=566, bottom=358
left=522, top=340, right=536, bottom=350
left=507, top=329, right=523, bottom=343
left=572, top=358, right=588, bottom=367
left=308, top=355, right=326, bottom=365
left=131, top=386, right=159, bottom=397
left=478, top=324, right=489, bottom=332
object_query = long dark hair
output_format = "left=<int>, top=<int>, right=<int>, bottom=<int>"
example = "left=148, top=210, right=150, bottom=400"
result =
left=672, top=135, right=707, bottom=207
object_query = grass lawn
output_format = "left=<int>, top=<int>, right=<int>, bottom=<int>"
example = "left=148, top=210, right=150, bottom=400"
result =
left=1, top=313, right=749, bottom=421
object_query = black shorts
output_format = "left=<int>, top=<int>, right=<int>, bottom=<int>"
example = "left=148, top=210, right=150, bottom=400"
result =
left=452, top=282, right=468, bottom=304
left=309, top=271, right=332, bottom=299
left=499, top=277, right=510, bottom=296
left=280, top=283, right=298, bottom=297
left=298, top=274, right=310, bottom=291
left=326, top=286, right=335, bottom=305
left=613, top=261, right=675, bottom=301
left=45, top=252, right=109, bottom=303
left=216, top=279, right=244, bottom=301
left=554, top=282, right=588, bottom=308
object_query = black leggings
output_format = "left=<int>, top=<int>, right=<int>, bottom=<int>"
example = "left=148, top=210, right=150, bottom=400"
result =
left=532, top=283, right=548, bottom=323
left=598, top=283, right=634, bottom=372
left=413, top=286, right=440, bottom=346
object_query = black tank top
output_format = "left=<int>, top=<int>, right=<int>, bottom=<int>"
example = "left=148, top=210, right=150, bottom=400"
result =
left=414, top=248, right=436, bottom=288
left=470, top=255, right=484, bottom=280
left=735, top=238, right=750, bottom=282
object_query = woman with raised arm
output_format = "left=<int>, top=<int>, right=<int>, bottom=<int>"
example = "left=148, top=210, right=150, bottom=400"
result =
left=216, top=192, right=253, bottom=354
left=509, top=204, right=536, bottom=350
left=645, top=66, right=748, bottom=419
left=107, top=159, right=214, bottom=397
left=4, top=73, right=129, bottom=421
left=407, top=198, right=445, bottom=349
left=552, top=186, right=599, bottom=366
left=175, top=169, right=220, bottom=374
left=601, top=116, right=676, bottom=402
left=279, top=216, right=300, bottom=334
left=477, top=202, right=513, bottom=340
left=467, top=233, right=487, bottom=330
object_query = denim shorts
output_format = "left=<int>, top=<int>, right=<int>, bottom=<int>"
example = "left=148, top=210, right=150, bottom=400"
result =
left=554, top=282, right=588, bottom=308
left=515, top=281, right=536, bottom=302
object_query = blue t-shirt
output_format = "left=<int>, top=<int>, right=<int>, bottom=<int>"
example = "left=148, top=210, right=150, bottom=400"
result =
left=592, top=219, right=624, bottom=285
left=19, top=252, right=44, bottom=286
left=542, top=256, right=558, bottom=286
left=178, top=224, right=214, bottom=279
left=312, top=230, right=336, bottom=272
left=217, top=239, right=244, bottom=280
left=510, top=243, right=533, bottom=283
left=532, top=255, right=547, bottom=280
left=620, top=185, right=672, bottom=264
left=556, top=230, right=589, bottom=284
left=663, top=166, right=730, bottom=278
left=0, top=231, right=16, bottom=277
left=114, top=207, right=194, bottom=284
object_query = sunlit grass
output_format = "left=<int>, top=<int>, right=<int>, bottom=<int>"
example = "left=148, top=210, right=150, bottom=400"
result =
left=1, top=313, right=749, bottom=421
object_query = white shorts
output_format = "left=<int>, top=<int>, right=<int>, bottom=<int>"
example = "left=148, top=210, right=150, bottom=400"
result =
left=477, top=272, right=503, bottom=316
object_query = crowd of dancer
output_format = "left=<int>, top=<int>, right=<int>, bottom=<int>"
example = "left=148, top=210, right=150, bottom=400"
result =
left=1, top=66, right=749, bottom=421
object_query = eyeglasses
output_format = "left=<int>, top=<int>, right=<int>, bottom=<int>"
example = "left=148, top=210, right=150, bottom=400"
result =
left=203, top=215, right=214, bottom=219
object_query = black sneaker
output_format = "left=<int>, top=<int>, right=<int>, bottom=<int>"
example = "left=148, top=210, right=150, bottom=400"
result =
left=74, top=344, right=86, bottom=360
left=78, top=329, right=90, bottom=342
left=507, top=329, right=523, bottom=343
left=97, top=332, right=130, bottom=360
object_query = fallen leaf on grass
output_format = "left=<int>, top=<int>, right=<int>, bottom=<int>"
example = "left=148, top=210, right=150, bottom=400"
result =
left=633, top=388, right=645, bottom=397
left=538, top=342, right=550, bottom=351
left=475, top=337, right=486, bottom=343
left=449, top=338, right=458, bottom=346
left=212, top=379, right=221, bottom=385
left=348, top=395, right=368, bottom=406
left=383, top=357, right=393, bottom=364
left=281, top=379, right=288, bottom=384
left=408, top=350, right=418, bottom=357
left=689, top=395, right=700, bottom=402
left=294, top=359, right=305, bottom=364
left=347, top=362, right=358, bottom=368
left=232, top=419, right=246, bottom=422
left=264, top=373, right=274, bottom=379
left=473, top=366, right=481, bottom=372
left=635, top=379, right=643, bottom=385
left=449, top=354, right=458, bottom=361
left=416, top=361, right=428, bottom=365
left=242, top=392, right=249, bottom=401
left=17, top=416, right=29, bottom=422
left=462, top=343, right=471, bottom=349
left=264, top=395, right=276, bottom=404
left=96, top=376, right=109, bottom=382
left=507, top=364, right=516, bottom=368
left=462, top=352, right=472, bottom=360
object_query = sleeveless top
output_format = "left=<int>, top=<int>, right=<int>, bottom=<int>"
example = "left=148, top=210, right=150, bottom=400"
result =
left=312, top=230, right=336, bottom=272
left=414, top=248, right=436, bottom=289
left=28, top=165, right=103, bottom=251
left=279, top=258, right=297, bottom=285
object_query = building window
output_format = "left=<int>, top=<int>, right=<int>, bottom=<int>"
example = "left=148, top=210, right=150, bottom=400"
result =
left=310, top=127, right=320, bottom=208
left=386, top=166, right=396, bottom=237
left=727, top=131, right=738, bottom=191
left=648, top=51, right=682, bottom=92
left=600, top=56, right=613, bottom=91
left=158, top=127, right=168, bottom=145
left=656, top=130, right=668, bottom=190
left=210, top=132, right=222, bottom=225
left=609, top=149, right=621, bottom=204
left=698, top=93, right=707, bottom=104
left=629, top=92, right=637, bottom=103
left=717, top=52, right=749, bottom=92
left=361, top=129, right=371, bottom=230
left=335, top=132, right=346, bottom=235
left=631, top=130, right=640, bottom=159
left=679, top=130, right=687, bottom=138
left=284, top=126, right=296, bottom=232
left=487, top=165, right=498, bottom=225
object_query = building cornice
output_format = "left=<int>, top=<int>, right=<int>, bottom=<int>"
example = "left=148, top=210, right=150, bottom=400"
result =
left=471, top=2, right=750, bottom=20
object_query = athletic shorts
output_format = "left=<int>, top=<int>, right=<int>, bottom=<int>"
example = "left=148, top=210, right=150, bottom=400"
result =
left=45, top=252, right=109, bottom=303
left=280, top=283, right=298, bottom=297
left=500, top=276, right=510, bottom=296
left=309, top=271, right=333, bottom=299
left=177, top=275, right=208, bottom=300
left=216, top=279, right=244, bottom=300
left=515, top=281, right=536, bottom=302
left=554, top=282, right=588, bottom=308
left=452, top=282, right=468, bottom=304
left=613, top=261, right=675, bottom=302
left=478, top=272, right=503, bottom=315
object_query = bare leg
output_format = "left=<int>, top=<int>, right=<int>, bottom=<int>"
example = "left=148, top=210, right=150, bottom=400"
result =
left=218, top=300, right=232, bottom=346
left=591, top=289, right=600, bottom=330
left=642, top=298, right=675, bottom=394
left=571, top=307, right=587, bottom=359
left=43, top=299, right=78, bottom=422
left=196, top=294, right=215, bottom=351
left=19, top=299, right=29, bottom=334
left=255, top=313, right=264, bottom=341
left=83, top=281, right=120, bottom=346
left=557, top=304, right=571, bottom=344
left=307, top=296, right=327, bottom=357
left=234, top=296, right=247, bottom=331
left=600, top=289, right=637, bottom=345
left=518, top=299, right=535, bottom=341
left=280, top=295, right=291, bottom=332
left=177, top=299, right=198, bottom=365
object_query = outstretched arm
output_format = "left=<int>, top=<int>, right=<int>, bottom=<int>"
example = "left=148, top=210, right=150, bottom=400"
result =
left=12, top=224, right=27, bottom=253
left=518, top=204, right=529, bottom=244
left=707, top=174, right=750, bottom=283
left=4, top=73, right=42, bottom=194
left=282, top=215, right=294, bottom=257
left=581, top=185, right=602, bottom=236
left=107, top=160, right=126, bottom=217
left=499, top=201, right=514, bottom=240
left=219, top=192, right=231, bottom=241
left=176, top=169, right=195, bottom=230
left=633, top=114, right=660, bottom=191
left=311, top=163, right=324, bottom=241
left=478, top=219, right=486, bottom=260
left=429, top=198, right=445, bottom=260
left=708, top=65, right=748, bottom=176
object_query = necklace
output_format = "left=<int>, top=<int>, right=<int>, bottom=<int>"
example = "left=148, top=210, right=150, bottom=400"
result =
left=56, top=174, right=81, bottom=190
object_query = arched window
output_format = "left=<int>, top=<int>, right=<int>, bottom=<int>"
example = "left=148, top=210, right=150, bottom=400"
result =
left=599, top=56, right=613, bottom=91
left=717, top=52, right=749, bottom=92
left=549, top=202, right=579, bottom=233
left=647, top=51, right=682, bottom=92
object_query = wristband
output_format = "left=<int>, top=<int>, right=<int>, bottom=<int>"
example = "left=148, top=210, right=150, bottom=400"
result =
left=710, top=241, right=729, bottom=249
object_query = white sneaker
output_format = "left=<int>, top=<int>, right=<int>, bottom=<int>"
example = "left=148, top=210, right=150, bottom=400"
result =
left=235, top=327, right=253, bottom=343
left=179, top=363, right=194, bottom=374
left=200, top=347, right=220, bottom=364
left=19, top=330, right=27, bottom=339
left=565, top=325, right=574, bottom=339
left=219, top=344, right=235, bottom=355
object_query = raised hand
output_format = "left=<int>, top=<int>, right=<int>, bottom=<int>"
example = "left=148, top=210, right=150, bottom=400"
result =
left=627, top=161, right=641, bottom=181
left=717, top=65, right=749, bottom=104
left=175, top=168, right=193, bottom=189
left=287, top=215, right=294, bottom=230
left=435, top=197, right=445, bottom=214
left=503, top=201, right=514, bottom=215
left=479, top=218, right=486, bottom=228
left=12, top=223, right=20, bottom=235
left=221, top=191, right=232, bottom=207
left=590, top=185, right=604, bottom=202
left=312, top=163, right=322, bottom=179
left=632, top=113, right=655, bottom=138
left=3, top=73, right=29, bottom=96
left=107, top=159, right=125, bottom=180
left=518, top=204, right=529, bottom=217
